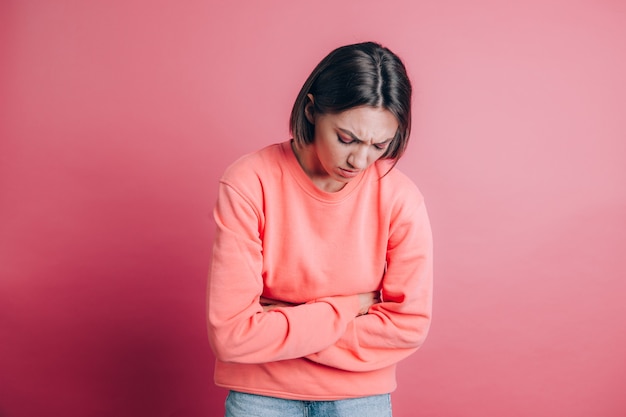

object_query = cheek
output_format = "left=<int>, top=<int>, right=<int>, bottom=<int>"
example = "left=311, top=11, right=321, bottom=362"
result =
left=323, top=150, right=341, bottom=168
left=322, top=142, right=344, bottom=163
left=368, top=150, right=383, bottom=165
left=315, top=144, right=335, bottom=168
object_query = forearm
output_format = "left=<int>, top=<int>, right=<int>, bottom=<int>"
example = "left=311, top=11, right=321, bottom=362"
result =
left=208, top=284, right=363, bottom=363
left=305, top=304, right=431, bottom=372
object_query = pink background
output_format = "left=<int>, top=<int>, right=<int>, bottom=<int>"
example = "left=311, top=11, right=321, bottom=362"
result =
left=1, top=1, right=625, bottom=416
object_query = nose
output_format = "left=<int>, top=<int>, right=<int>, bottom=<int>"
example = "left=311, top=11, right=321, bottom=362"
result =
left=347, top=146, right=369, bottom=170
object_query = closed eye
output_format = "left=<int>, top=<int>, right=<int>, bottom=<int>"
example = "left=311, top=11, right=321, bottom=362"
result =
left=337, top=134, right=355, bottom=145
left=337, top=129, right=392, bottom=150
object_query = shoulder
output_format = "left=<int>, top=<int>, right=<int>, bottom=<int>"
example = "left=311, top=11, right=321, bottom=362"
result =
left=373, top=160, right=425, bottom=209
left=216, top=142, right=286, bottom=209
left=372, top=163, right=432, bottom=238
left=219, top=142, right=289, bottom=196
left=221, top=142, right=284, bottom=184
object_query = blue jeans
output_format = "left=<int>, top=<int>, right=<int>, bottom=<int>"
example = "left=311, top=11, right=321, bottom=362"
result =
left=225, top=391, right=393, bottom=417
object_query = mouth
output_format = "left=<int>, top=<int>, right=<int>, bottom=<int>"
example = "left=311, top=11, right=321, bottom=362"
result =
left=338, top=168, right=361, bottom=178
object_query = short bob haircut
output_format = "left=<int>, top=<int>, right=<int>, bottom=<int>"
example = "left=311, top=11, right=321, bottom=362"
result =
left=290, top=41, right=412, bottom=162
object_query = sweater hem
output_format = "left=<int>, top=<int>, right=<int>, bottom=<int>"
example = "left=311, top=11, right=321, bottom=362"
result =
left=215, top=382, right=396, bottom=401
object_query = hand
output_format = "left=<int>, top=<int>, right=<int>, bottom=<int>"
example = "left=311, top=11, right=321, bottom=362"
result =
left=260, top=296, right=297, bottom=312
left=357, top=291, right=381, bottom=316
left=260, top=292, right=380, bottom=316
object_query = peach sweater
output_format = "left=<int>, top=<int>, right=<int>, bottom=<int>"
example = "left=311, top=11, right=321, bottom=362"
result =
left=207, top=141, right=433, bottom=400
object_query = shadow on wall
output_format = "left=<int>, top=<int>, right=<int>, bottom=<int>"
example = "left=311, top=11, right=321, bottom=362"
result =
left=99, top=331, right=184, bottom=415
left=88, top=319, right=218, bottom=417
left=1, top=279, right=219, bottom=417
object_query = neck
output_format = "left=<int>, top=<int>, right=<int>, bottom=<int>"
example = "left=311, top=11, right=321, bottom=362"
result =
left=290, top=140, right=346, bottom=193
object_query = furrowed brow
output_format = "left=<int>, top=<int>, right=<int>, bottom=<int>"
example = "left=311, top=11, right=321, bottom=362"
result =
left=338, top=128, right=393, bottom=145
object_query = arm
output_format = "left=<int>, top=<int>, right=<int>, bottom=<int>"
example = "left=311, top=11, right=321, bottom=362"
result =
left=261, top=292, right=380, bottom=315
left=305, top=198, right=433, bottom=372
left=207, top=181, right=363, bottom=364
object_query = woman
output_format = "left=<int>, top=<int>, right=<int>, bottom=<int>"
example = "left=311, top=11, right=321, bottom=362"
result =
left=207, top=41, right=433, bottom=417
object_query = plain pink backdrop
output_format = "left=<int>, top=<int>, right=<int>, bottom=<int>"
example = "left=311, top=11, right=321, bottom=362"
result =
left=1, top=1, right=625, bottom=416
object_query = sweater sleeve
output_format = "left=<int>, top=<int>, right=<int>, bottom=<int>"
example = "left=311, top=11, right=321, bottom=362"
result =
left=304, top=196, right=433, bottom=372
left=207, top=180, right=362, bottom=364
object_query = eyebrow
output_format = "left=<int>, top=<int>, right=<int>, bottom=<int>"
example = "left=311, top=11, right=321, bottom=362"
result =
left=338, top=128, right=394, bottom=145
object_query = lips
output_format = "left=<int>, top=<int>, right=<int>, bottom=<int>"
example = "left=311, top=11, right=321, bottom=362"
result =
left=338, top=168, right=361, bottom=178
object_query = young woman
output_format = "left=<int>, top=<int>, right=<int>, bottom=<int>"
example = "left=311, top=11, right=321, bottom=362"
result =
left=207, top=41, right=433, bottom=417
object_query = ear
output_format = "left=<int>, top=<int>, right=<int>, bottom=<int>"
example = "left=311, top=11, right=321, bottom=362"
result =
left=304, top=93, right=315, bottom=124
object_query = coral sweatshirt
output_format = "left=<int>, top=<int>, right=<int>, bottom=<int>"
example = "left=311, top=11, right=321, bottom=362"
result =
left=207, top=140, right=433, bottom=400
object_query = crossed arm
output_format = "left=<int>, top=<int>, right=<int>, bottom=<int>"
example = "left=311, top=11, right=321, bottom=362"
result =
left=260, top=291, right=381, bottom=316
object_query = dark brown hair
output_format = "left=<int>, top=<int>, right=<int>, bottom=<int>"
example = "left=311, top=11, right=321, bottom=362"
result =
left=290, top=41, right=412, bottom=162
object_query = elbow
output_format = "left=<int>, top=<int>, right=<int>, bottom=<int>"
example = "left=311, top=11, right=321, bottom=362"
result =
left=207, top=313, right=241, bottom=362
left=209, top=336, right=232, bottom=362
left=408, top=327, right=430, bottom=349
left=207, top=326, right=231, bottom=362
left=207, top=318, right=266, bottom=363
left=207, top=322, right=247, bottom=363
left=398, top=313, right=432, bottom=348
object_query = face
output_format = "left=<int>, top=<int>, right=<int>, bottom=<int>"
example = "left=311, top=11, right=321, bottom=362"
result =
left=300, top=104, right=399, bottom=192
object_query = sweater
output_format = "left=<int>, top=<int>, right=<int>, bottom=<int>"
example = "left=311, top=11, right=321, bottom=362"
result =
left=207, top=140, right=433, bottom=400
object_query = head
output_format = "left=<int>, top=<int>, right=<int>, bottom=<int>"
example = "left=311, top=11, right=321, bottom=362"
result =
left=290, top=41, right=412, bottom=163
